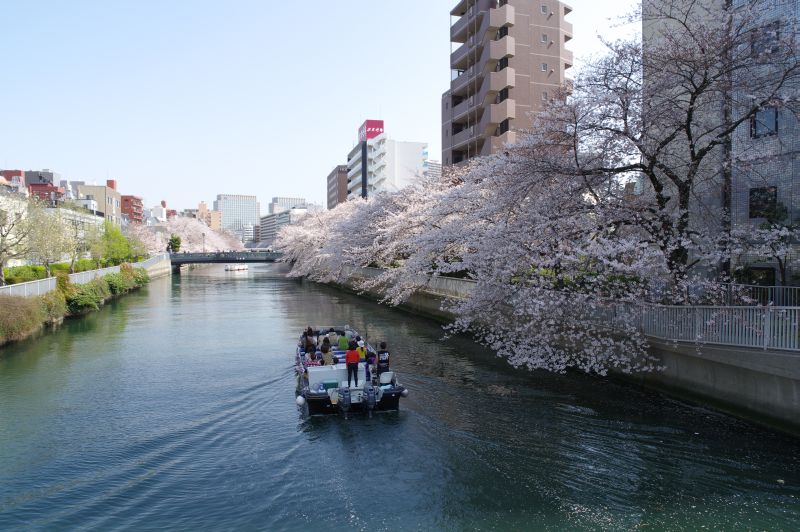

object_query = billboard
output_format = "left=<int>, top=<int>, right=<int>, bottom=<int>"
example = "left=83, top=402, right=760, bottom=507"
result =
left=358, top=119, right=385, bottom=142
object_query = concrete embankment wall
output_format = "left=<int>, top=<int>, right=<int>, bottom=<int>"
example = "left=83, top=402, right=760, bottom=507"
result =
left=143, top=255, right=172, bottom=279
left=321, top=270, right=800, bottom=434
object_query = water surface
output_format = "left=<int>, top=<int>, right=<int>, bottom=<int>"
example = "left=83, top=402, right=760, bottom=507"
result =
left=1, top=265, right=798, bottom=530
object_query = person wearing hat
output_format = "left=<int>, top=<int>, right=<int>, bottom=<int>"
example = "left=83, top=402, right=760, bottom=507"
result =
left=356, top=340, right=367, bottom=362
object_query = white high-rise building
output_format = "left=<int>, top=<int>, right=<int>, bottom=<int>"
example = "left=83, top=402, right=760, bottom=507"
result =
left=346, top=133, right=429, bottom=198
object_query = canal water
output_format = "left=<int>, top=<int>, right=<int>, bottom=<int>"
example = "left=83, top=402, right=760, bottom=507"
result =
left=1, top=265, right=798, bottom=530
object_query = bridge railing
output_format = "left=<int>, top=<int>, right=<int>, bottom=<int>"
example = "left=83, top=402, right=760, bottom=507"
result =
left=168, top=251, right=283, bottom=263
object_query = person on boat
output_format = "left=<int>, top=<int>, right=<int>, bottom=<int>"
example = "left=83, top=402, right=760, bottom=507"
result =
left=356, top=340, right=367, bottom=362
left=377, top=342, right=390, bottom=375
left=306, top=351, right=321, bottom=367
left=365, top=348, right=377, bottom=382
left=345, top=341, right=360, bottom=387
left=337, top=333, right=349, bottom=351
left=320, top=344, right=333, bottom=366
left=320, top=336, right=331, bottom=350
left=326, top=327, right=338, bottom=344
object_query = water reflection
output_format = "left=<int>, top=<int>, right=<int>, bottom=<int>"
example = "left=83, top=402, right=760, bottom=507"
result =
left=0, top=265, right=798, bottom=530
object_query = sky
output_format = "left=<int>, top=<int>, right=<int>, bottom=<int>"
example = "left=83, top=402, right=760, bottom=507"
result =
left=0, top=0, right=639, bottom=211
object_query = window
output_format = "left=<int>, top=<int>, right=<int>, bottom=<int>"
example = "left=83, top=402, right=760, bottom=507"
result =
left=751, top=21, right=780, bottom=56
left=497, top=26, right=508, bottom=39
left=497, top=119, right=510, bottom=135
left=498, top=56, right=509, bottom=70
left=541, top=4, right=548, bottom=15
left=751, top=107, right=778, bottom=137
left=541, top=62, right=548, bottom=71
left=749, top=186, right=777, bottom=218
left=497, top=87, right=509, bottom=103
left=541, top=33, right=548, bottom=43
left=542, top=91, right=548, bottom=100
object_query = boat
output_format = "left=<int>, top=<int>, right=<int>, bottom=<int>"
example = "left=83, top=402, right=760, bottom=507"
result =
left=294, top=326, right=408, bottom=417
left=224, top=264, right=249, bottom=271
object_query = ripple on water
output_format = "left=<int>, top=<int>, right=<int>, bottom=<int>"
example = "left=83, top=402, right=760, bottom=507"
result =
left=0, top=268, right=798, bottom=531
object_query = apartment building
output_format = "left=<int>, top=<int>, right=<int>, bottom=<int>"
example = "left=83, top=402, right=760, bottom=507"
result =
left=442, top=0, right=573, bottom=164
left=78, top=180, right=122, bottom=225
left=326, top=165, right=349, bottom=209
left=121, top=195, right=144, bottom=224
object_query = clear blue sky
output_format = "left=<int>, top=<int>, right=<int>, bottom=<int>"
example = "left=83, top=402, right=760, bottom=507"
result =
left=0, top=0, right=637, bottom=210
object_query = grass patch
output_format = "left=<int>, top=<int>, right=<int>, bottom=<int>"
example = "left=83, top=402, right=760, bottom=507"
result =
left=0, top=294, right=46, bottom=343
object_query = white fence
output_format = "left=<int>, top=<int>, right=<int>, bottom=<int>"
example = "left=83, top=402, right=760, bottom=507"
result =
left=349, top=267, right=800, bottom=353
left=0, top=254, right=171, bottom=298
left=606, top=303, right=800, bottom=352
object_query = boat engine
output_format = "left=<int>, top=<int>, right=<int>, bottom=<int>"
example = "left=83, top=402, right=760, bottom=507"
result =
left=364, top=385, right=377, bottom=417
left=339, top=387, right=352, bottom=419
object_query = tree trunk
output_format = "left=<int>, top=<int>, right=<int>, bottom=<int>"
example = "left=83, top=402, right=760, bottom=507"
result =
left=0, top=258, right=5, bottom=287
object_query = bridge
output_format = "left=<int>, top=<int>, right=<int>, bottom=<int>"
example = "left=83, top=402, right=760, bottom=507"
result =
left=169, top=251, right=283, bottom=265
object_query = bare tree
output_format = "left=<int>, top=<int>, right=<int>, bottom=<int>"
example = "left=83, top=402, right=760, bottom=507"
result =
left=0, top=193, right=35, bottom=286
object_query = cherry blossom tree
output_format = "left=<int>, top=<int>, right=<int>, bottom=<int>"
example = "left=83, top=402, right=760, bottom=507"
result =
left=275, top=0, right=800, bottom=375
left=124, top=218, right=244, bottom=255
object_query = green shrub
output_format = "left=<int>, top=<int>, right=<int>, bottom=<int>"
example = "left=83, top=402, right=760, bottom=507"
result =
left=0, top=294, right=46, bottom=342
left=86, top=278, right=111, bottom=300
left=73, top=259, right=97, bottom=273
left=132, top=268, right=150, bottom=286
left=39, top=290, right=67, bottom=321
left=50, top=263, right=71, bottom=273
left=104, top=272, right=134, bottom=295
left=65, top=286, right=101, bottom=314
left=56, top=271, right=71, bottom=294
left=3, top=265, right=46, bottom=285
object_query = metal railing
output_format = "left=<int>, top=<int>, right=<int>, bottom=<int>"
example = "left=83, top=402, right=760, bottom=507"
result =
left=606, top=303, right=800, bottom=352
left=0, top=254, right=171, bottom=298
left=348, top=267, right=800, bottom=353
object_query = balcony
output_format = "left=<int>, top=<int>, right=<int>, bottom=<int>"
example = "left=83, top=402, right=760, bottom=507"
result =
left=451, top=125, right=475, bottom=149
left=488, top=3, right=515, bottom=30
left=451, top=95, right=475, bottom=122
left=492, top=130, right=517, bottom=151
left=489, top=67, right=515, bottom=92
left=451, top=5, right=480, bottom=43
left=490, top=98, right=515, bottom=125
left=489, top=35, right=514, bottom=61
left=450, top=65, right=477, bottom=96
left=450, top=0, right=471, bottom=17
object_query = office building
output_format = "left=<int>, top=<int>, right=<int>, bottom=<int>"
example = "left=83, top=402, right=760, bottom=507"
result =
left=442, top=0, right=574, bottom=164
left=213, top=194, right=260, bottom=242
left=259, top=206, right=310, bottom=246
left=267, top=197, right=306, bottom=215
left=327, top=165, right=349, bottom=209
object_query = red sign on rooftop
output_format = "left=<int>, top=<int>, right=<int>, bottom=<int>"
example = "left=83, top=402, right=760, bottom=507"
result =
left=358, top=119, right=384, bottom=142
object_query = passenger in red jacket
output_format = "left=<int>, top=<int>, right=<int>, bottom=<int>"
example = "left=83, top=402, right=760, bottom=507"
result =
left=345, top=341, right=360, bottom=388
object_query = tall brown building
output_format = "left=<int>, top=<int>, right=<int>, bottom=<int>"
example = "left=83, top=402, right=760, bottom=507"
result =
left=326, top=164, right=348, bottom=209
left=442, top=0, right=573, bottom=164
